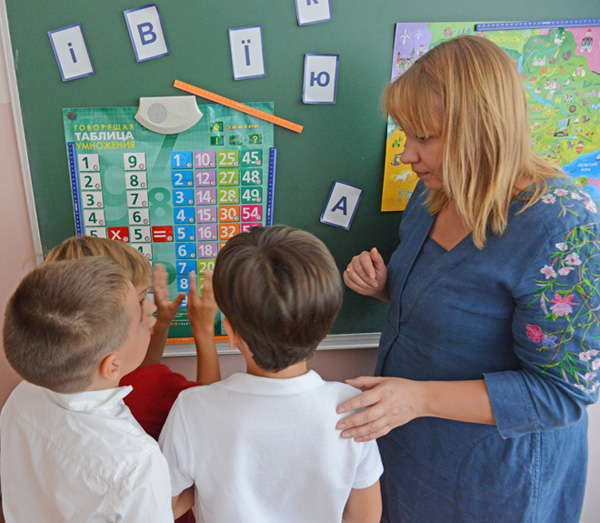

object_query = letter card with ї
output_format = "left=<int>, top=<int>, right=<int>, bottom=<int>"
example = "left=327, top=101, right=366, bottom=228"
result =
left=63, top=103, right=275, bottom=342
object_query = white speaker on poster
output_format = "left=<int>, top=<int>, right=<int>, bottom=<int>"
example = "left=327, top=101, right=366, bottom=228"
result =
left=135, top=96, right=202, bottom=134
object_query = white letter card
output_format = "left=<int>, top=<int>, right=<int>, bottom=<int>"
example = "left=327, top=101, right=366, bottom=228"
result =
left=295, top=0, right=332, bottom=26
left=321, top=181, right=363, bottom=230
left=303, top=54, right=339, bottom=104
left=48, top=25, right=94, bottom=82
left=124, top=5, right=169, bottom=62
left=229, top=26, right=266, bottom=80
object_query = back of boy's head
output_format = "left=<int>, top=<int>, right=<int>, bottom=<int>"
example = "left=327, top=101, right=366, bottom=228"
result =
left=213, top=225, right=342, bottom=372
left=3, top=257, right=132, bottom=393
left=45, top=235, right=151, bottom=288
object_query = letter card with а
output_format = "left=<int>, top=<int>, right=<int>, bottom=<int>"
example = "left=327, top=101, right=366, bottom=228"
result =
left=321, top=181, right=363, bottom=230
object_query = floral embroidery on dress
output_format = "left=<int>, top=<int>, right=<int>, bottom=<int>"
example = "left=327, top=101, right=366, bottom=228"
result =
left=540, top=181, right=598, bottom=217
left=530, top=184, right=600, bottom=394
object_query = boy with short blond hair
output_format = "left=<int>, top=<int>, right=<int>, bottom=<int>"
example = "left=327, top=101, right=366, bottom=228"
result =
left=45, top=236, right=220, bottom=443
left=1, top=257, right=174, bottom=522
left=160, top=225, right=383, bottom=523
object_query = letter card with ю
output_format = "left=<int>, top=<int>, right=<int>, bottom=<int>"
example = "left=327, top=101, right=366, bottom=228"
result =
left=63, top=103, right=275, bottom=342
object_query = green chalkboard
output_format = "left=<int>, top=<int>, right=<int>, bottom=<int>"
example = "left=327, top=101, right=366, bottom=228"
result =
left=4, top=0, right=599, bottom=336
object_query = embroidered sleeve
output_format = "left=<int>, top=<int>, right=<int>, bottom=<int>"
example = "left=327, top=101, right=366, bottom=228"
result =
left=485, top=199, right=600, bottom=438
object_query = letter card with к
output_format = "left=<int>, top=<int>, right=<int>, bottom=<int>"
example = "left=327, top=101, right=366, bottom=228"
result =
left=295, top=0, right=332, bottom=26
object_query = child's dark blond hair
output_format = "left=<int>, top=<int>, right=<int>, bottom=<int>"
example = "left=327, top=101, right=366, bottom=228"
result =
left=3, top=257, right=131, bottom=393
left=46, top=236, right=151, bottom=288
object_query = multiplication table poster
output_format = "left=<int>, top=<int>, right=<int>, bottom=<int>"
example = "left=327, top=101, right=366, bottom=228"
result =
left=63, top=102, right=275, bottom=342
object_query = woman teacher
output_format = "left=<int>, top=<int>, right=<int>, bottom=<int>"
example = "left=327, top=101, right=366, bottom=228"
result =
left=338, top=35, right=600, bottom=522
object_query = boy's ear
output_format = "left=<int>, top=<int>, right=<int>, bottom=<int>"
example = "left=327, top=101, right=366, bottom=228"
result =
left=223, top=317, right=239, bottom=349
left=223, top=317, right=251, bottom=354
left=98, top=352, right=121, bottom=382
left=223, top=317, right=256, bottom=372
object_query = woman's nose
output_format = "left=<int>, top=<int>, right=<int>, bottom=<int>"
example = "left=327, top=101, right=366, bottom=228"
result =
left=400, top=139, right=419, bottom=165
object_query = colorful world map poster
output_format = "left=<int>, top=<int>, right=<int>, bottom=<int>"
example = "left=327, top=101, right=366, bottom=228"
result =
left=382, top=21, right=600, bottom=211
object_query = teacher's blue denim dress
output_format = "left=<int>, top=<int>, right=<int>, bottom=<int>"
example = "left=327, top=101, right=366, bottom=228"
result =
left=376, top=179, right=600, bottom=522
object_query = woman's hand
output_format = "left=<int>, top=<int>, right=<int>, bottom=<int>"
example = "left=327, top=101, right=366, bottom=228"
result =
left=336, top=377, right=496, bottom=441
left=336, top=376, right=425, bottom=441
left=343, top=248, right=390, bottom=302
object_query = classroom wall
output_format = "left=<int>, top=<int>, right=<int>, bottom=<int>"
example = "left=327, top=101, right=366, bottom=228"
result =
left=167, top=347, right=379, bottom=384
left=0, top=17, right=600, bottom=523
left=0, top=40, right=35, bottom=409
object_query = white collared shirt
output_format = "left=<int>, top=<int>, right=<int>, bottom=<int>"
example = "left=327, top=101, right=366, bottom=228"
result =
left=160, top=370, right=383, bottom=523
left=0, top=381, right=173, bottom=522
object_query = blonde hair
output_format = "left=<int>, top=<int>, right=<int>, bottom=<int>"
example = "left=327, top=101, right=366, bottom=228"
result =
left=3, top=258, right=131, bottom=393
left=384, top=35, right=563, bottom=248
left=46, top=236, right=151, bottom=287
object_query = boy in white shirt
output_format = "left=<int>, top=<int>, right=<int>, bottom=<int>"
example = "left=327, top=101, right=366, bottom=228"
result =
left=0, top=257, right=182, bottom=522
left=160, top=225, right=383, bottom=523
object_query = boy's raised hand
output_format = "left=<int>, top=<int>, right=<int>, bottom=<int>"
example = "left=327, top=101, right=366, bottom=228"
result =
left=153, top=264, right=186, bottom=324
left=187, top=271, right=218, bottom=333
left=137, top=264, right=185, bottom=367
left=187, top=271, right=220, bottom=385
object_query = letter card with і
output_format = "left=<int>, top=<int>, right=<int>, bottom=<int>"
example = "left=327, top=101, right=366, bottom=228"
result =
left=63, top=103, right=275, bottom=342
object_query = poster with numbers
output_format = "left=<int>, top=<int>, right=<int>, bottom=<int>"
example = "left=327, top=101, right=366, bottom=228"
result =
left=63, top=103, right=275, bottom=342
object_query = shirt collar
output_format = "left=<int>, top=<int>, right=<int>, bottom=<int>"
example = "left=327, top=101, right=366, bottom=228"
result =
left=48, top=385, right=133, bottom=412
left=218, top=370, right=325, bottom=395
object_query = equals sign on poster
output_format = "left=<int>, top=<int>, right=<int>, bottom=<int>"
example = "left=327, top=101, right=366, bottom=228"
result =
left=152, top=226, right=174, bottom=242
